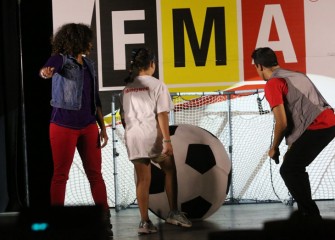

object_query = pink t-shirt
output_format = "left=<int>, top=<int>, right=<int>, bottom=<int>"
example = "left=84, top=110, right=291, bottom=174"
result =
left=265, top=78, right=335, bottom=130
left=121, top=75, right=174, bottom=160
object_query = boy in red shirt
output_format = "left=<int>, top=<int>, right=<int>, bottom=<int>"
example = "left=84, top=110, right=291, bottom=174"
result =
left=251, top=47, right=335, bottom=219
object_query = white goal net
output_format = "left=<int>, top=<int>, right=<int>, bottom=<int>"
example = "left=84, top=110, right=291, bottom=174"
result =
left=64, top=90, right=335, bottom=209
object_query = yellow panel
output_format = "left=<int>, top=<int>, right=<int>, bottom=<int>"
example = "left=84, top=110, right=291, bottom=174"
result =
left=161, top=0, right=239, bottom=92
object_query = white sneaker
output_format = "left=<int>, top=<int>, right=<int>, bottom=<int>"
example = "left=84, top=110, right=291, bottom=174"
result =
left=138, top=220, right=158, bottom=234
left=166, top=210, right=192, bottom=227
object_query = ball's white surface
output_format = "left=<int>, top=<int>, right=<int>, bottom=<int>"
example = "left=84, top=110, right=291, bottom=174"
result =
left=148, top=124, right=231, bottom=220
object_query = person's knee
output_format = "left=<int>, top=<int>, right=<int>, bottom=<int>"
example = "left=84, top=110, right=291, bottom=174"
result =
left=280, top=164, right=303, bottom=181
left=86, top=171, right=104, bottom=182
left=52, top=173, right=69, bottom=183
left=137, top=175, right=150, bottom=181
left=279, top=164, right=291, bottom=180
left=165, top=165, right=176, bottom=173
left=136, top=174, right=151, bottom=185
left=161, top=160, right=176, bottom=174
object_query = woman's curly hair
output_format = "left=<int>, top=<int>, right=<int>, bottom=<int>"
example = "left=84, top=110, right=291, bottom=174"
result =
left=51, top=23, right=93, bottom=57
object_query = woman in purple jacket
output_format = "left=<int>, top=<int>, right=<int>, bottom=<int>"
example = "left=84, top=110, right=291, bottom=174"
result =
left=39, top=23, right=112, bottom=237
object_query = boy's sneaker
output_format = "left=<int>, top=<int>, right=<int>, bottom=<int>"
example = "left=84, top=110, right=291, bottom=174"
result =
left=138, top=220, right=158, bottom=235
left=166, top=210, right=192, bottom=227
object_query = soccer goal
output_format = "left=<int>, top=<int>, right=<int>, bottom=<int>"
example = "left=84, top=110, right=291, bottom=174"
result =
left=64, top=90, right=335, bottom=209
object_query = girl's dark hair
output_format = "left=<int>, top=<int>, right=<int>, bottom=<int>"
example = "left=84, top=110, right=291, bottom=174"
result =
left=51, top=23, right=93, bottom=57
left=124, top=48, right=156, bottom=84
left=251, top=47, right=278, bottom=67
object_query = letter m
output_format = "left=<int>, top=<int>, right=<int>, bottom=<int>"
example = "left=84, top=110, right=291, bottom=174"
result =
left=173, top=7, right=226, bottom=67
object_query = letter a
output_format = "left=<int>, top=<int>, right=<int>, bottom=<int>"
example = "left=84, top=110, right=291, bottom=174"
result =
left=255, top=4, right=297, bottom=63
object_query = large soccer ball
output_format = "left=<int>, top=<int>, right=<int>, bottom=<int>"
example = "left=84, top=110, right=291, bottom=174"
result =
left=148, top=124, right=231, bottom=220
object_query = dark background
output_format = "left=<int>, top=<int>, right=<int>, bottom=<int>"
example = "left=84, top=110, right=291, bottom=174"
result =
left=1, top=0, right=55, bottom=211
left=0, top=0, right=129, bottom=212
left=0, top=0, right=164, bottom=212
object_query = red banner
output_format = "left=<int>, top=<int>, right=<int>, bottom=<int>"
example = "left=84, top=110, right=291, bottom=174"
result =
left=242, top=0, right=306, bottom=80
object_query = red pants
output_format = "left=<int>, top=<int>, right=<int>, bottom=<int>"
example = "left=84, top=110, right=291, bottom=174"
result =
left=49, top=123, right=109, bottom=210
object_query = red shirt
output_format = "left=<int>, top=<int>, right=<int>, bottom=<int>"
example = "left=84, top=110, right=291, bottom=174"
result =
left=265, top=78, right=335, bottom=130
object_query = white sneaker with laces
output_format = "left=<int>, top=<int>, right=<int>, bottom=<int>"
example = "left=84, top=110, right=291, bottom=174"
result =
left=166, top=210, right=192, bottom=227
left=138, top=220, right=158, bottom=235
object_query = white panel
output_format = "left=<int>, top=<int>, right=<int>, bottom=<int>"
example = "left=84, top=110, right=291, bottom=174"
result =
left=305, top=0, right=335, bottom=78
left=52, top=0, right=96, bottom=32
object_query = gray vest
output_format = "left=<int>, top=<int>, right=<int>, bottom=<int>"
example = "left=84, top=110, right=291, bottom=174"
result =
left=271, top=68, right=331, bottom=145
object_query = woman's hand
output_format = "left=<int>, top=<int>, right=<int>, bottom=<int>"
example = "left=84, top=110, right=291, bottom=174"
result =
left=40, top=67, right=55, bottom=79
left=162, top=141, right=173, bottom=156
left=100, top=128, right=108, bottom=148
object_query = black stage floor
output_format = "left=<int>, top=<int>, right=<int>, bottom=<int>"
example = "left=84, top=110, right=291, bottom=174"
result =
left=110, top=200, right=335, bottom=240
left=1, top=200, right=334, bottom=239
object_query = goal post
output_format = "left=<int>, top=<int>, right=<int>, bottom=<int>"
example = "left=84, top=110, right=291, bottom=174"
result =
left=64, top=90, right=335, bottom=209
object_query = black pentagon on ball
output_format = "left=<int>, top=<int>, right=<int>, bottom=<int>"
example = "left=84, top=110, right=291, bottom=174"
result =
left=181, top=196, right=212, bottom=219
left=185, top=144, right=216, bottom=174
left=149, top=164, right=165, bottom=194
